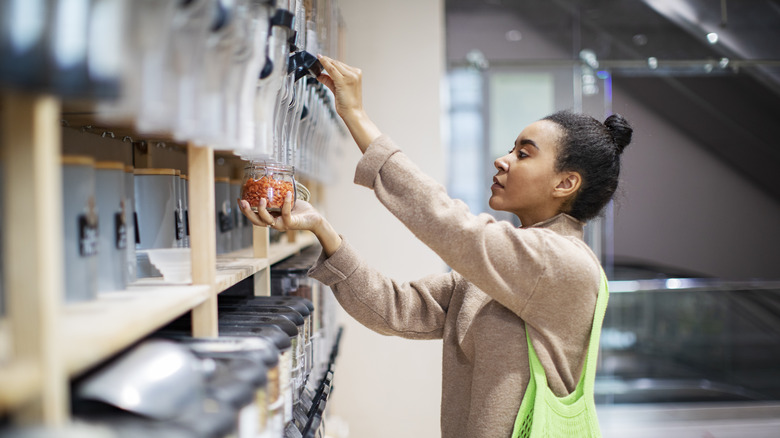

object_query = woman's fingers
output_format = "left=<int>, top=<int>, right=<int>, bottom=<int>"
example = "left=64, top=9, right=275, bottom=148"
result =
left=254, top=198, right=279, bottom=227
left=317, top=55, right=344, bottom=81
left=318, top=55, right=361, bottom=85
left=317, top=58, right=343, bottom=93
left=238, top=199, right=268, bottom=227
left=250, top=199, right=276, bottom=227
left=280, top=192, right=294, bottom=229
left=329, top=56, right=361, bottom=75
left=316, top=72, right=336, bottom=93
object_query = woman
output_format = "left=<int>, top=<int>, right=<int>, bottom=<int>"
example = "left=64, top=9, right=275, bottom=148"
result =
left=239, top=56, right=633, bottom=437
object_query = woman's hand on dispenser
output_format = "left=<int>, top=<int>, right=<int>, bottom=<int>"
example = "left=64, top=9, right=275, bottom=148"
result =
left=317, top=55, right=382, bottom=154
left=316, top=55, right=364, bottom=120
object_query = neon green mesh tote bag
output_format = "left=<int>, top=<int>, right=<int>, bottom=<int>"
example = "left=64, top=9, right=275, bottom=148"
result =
left=511, top=270, right=609, bottom=438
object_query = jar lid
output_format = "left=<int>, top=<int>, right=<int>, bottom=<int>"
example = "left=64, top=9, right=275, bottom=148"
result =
left=180, top=174, right=188, bottom=180
left=62, top=155, right=95, bottom=166
left=215, top=177, right=231, bottom=183
left=245, top=161, right=294, bottom=173
left=230, top=179, right=242, bottom=185
left=134, top=168, right=177, bottom=176
left=125, top=165, right=135, bottom=173
left=94, top=161, right=126, bottom=171
left=296, top=182, right=311, bottom=202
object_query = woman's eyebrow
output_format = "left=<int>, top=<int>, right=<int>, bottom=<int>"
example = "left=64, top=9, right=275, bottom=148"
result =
left=516, top=138, right=539, bottom=150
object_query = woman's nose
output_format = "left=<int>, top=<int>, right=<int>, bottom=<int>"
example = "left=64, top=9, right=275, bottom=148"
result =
left=494, top=157, right=509, bottom=172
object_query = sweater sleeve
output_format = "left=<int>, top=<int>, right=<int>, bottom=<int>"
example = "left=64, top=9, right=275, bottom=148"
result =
left=353, top=135, right=587, bottom=317
left=308, top=238, right=457, bottom=340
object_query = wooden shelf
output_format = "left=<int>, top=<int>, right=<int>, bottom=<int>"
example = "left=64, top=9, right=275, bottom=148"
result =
left=215, top=253, right=269, bottom=293
left=0, top=320, right=39, bottom=410
left=0, top=359, right=41, bottom=411
left=0, top=318, right=10, bottom=364
left=0, top=318, right=41, bottom=412
left=1, top=86, right=327, bottom=424
left=56, top=232, right=318, bottom=379
left=267, top=232, right=318, bottom=265
left=60, top=284, right=210, bottom=378
left=130, top=232, right=318, bottom=294
left=215, top=232, right=318, bottom=293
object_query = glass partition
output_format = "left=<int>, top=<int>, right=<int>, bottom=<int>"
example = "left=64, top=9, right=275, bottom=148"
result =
left=598, top=280, right=780, bottom=404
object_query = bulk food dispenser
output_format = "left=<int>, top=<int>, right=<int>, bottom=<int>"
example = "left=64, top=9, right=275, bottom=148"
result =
left=0, top=0, right=345, bottom=434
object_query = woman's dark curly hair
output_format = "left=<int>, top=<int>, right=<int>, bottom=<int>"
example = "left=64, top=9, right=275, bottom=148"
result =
left=542, top=111, right=633, bottom=222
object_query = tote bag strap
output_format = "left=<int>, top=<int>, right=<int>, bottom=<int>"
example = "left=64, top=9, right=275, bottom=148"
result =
left=525, top=268, right=610, bottom=397
left=582, top=268, right=610, bottom=393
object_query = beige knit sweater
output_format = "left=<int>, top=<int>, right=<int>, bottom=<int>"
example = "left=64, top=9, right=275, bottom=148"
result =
left=308, top=135, right=603, bottom=437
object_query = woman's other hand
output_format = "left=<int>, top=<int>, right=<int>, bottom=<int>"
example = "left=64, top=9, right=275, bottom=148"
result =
left=238, top=194, right=343, bottom=256
left=238, top=192, right=321, bottom=232
left=316, top=55, right=382, bottom=153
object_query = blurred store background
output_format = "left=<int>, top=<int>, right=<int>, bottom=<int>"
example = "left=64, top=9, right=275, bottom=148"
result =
left=0, top=0, right=777, bottom=437
left=326, top=0, right=780, bottom=437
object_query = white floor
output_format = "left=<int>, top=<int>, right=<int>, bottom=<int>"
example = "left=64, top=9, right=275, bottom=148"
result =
left=598, top=402, right=780, bottom=438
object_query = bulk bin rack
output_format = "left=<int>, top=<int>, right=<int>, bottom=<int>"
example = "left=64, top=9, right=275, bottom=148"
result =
left=0, top=0, right=345, bottom=429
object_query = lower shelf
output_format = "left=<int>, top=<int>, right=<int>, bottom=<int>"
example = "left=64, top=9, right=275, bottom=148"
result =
left=267, top=232, right=319, bottom=265
left=0, top=359, right=40, bottom=411
left=0, top=231, right=320, bottom=415
left=1, top=284, right=207, bottom=412
left=61, top=284, right=212, bottom=377
left=63, top=231, right=318, bottom=376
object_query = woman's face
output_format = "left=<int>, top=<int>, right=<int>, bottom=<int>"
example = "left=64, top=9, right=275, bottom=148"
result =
left=489, top=120, right=566, bottom=225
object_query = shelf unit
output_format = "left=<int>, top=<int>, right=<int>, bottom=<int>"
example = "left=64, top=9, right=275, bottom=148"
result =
left=0, top=91, right=320, bottom=426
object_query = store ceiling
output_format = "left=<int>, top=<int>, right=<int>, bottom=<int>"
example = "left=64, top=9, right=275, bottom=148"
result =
left=445, top=0, right=780, bottom=202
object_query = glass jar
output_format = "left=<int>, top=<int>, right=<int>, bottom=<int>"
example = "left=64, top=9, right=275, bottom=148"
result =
left=241, top=162, right=296, bottom=212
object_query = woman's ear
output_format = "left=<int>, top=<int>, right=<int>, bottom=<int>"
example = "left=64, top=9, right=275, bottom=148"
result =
left=553, top=171, right=581, bottom=199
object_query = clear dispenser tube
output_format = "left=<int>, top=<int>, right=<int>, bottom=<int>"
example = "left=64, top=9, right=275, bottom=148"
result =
left=289, top=0, right=309, bottom=166
left=272, top=0, right=300, bottom=164
left=221, top=0, right=253, bottom=150
left=97, top=0, right=171, bottom=125
left=87, top=0, right=128, bottom=99
left=233, top=0, right=275, bottom=155
left=0, top=0, right=49, bottom=90
left=171, top=0, right=215, bottom=143
left=246, top=6, right=293, bottom=162
left=196, top=0, right=240, bottom=148
left=132, top=0, right=179, bottom=134
left=273, top=60, right=294, bottom=164
left=50, top=0, right=92, bottom=97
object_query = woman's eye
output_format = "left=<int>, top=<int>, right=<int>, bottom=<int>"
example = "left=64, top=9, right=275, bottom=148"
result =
left=517, top=150, right=529, bottom=159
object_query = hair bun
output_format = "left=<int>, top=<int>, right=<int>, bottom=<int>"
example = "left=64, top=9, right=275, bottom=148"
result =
left=604, top=113, right=633, bottom=154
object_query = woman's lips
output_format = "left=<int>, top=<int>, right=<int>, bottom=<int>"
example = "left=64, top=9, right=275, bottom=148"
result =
left=492, top=177, right=504, bottom=190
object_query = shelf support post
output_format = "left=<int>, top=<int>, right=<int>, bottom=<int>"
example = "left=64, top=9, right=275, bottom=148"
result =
left=187, top=143, right=218, bottom=337
left=1, top=92, right=67, bottom=425
left=253, top=226, right=271, bottom=296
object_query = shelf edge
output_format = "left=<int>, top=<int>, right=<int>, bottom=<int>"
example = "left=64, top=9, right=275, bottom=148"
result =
left=0, top=359, right=41, bottom=413
left=61, top=285, right=211, bottom=377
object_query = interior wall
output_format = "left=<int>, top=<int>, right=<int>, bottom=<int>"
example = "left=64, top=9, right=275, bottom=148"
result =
left=446, top=6, right=780, bottom=280
left=323, top=1, right=446, bottom=437
left=611, top=87, right=780, bottom=279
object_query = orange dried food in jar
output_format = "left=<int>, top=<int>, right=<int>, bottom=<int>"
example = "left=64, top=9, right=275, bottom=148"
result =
left=241, top=175, right=295, bottom=211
